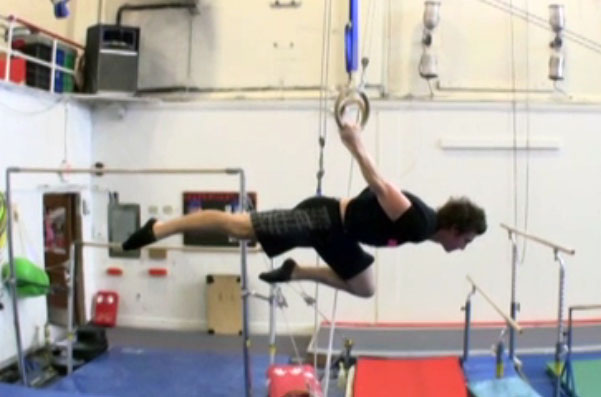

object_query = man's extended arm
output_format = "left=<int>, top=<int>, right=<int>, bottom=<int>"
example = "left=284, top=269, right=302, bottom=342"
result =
left=339, top=123, right=411, bottom=220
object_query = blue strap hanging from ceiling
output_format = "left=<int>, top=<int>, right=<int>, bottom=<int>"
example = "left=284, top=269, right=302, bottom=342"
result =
left=344, top=0, right=359, bottom=76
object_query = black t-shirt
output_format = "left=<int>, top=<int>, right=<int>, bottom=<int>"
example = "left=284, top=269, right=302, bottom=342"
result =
left=343, top=187, right=438, bottom=247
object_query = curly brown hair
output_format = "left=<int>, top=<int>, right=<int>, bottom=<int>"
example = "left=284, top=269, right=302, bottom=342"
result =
left=437, top=197, right=487, bottom=234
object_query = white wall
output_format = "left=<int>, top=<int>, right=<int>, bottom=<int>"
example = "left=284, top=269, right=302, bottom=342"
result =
left=99, top=0, right=601, bottom=100
left=90, top=99, right=601, bottom=333
left=0, top=84, right=94, bottom=365
left=5, top=1, right=601, bottom=98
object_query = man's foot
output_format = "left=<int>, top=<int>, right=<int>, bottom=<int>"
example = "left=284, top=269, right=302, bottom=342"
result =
left=122, top=218, right=158, bottom=250
left=259, top=258, right=297, bottom=283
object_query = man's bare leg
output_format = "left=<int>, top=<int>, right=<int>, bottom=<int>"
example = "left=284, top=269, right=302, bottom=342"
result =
left=122, top=210, right=254, bottom=250
left=154, top=211, right=255, bottom=240
left=261, top=259, right=375, bottom=298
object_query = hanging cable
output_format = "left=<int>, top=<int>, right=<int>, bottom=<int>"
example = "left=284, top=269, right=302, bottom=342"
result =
left=313, top=0, right=334, bottom=374
left=520, top=0, right=531, bottom=264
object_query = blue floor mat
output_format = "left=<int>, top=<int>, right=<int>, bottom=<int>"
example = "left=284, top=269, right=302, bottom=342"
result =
left=520, top=351, right=601, bottom=397
left=464, top=351, right=601, bottom=397
left=47, top=346, right=288, bottom=397
left=0, top=382, right=103, bottom=396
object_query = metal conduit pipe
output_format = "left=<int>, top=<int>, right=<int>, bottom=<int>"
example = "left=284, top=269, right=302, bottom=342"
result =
left=116, top=1, right=197, bottom=25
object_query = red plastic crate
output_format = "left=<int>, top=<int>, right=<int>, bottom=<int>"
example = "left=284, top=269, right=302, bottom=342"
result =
left=267, top=364, right=323, bottom=397
left=92, top=290, right=119, bottom=327
left=0, top=56, right=26, bottom=84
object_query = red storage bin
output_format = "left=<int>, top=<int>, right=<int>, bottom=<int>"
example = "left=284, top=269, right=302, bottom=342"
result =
left=267, top=364, right=323, bottom=397
left=92, top=290, right=119, bottom=327
left=0, top=56, right=26, bottom=84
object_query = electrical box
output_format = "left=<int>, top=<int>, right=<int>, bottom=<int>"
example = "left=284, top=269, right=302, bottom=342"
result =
left=84, top=24, right=140, bottom=93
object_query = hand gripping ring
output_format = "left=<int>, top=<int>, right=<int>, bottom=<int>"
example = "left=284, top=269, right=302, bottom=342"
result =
left=334, top=87, right=370, bottom=129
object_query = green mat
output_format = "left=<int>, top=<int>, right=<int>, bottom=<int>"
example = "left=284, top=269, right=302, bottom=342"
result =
left=469, top=376, right=542, bottom=397
left=1, top=257, right=50, bottom=297
left=547, top=358, right=601, bottom=397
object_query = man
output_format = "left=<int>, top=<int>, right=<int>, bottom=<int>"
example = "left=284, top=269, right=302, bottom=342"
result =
left=122, top=123, right=486, bottom=298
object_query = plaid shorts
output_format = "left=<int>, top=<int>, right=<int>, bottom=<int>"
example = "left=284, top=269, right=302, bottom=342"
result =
left=250, top=196, right=374, bottom=280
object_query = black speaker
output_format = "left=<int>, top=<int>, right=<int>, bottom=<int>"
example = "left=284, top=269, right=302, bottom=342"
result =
left=84, top=24, right=140, bottom=94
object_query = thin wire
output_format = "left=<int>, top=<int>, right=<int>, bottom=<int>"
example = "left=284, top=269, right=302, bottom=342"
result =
left=278, top=304, right=303, bottom=365
left=509, top=0, right=518, bottom=232
left=361, top=0, right=377, bottom=66
left=478, top=0, right=601, bottom=55
left=314, top=0, right=333, bottom=371
left=520, top=0, right=531, bottom=264
left=316, top=0, right=333, bottom=196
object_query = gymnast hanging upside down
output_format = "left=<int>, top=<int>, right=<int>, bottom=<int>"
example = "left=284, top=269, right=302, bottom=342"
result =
left=122, top=122, right=487, bottom=298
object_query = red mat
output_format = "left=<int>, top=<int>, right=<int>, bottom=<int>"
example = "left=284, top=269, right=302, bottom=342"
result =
left=354, top=356, right=467, bottom=397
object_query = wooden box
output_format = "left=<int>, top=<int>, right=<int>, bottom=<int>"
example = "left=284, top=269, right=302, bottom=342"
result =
left=206, top=274, right=242, bottom=335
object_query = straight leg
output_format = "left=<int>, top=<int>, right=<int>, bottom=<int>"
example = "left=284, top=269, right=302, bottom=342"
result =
left=153, top=210, right=255, bottom=240
left=291, top=264, right=375, bottom=298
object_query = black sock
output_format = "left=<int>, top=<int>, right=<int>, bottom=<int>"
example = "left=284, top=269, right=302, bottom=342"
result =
left=259, top=258, right=297, bottom=283
left=122, top=218, right=158, bottom=250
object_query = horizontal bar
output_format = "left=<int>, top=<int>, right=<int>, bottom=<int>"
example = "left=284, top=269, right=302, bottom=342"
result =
left=466, top=275, right=523, bottom=334
left=7, top=167, right=242, bottom=175
left=78, top=240, right=262, bottom=254
left=6, top=15, right=85, bottom=50
left=570, top=304, right=601, bottom=312
left=500, top=223, right=575, bottom=255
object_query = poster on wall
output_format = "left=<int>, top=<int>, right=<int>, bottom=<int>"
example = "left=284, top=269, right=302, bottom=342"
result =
left=182, top=192, right=257, bottom=247
left=44, top=206, right=67, bottom=255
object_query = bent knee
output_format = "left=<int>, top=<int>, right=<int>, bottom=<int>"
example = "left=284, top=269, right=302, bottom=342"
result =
left=227, top=213, right=255, bottom=240
left=349, top=283, right=375, bottom=298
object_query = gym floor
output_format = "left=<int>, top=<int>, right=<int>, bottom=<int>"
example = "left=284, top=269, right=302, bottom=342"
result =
left=2, top=323, right=601, bottom=396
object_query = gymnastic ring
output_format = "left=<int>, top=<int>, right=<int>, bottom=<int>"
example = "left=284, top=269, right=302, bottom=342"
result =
left=334, top=87, right=370, bottom=129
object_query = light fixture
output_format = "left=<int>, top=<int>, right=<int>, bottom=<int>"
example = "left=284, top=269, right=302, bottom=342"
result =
left=548, top=4, right=565, bottom=81
left=419, top=51, right=438, bottom=80
left=423, top=1, right=441, bottom=31
left=549, top=4, right=565, bottom=33
left=419, top=1, right=441, bottom=80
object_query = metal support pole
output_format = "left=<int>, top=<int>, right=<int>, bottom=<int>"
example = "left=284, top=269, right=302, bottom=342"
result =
left=495, top=338, right=505, bottom=378
left=509, top=231, right=518, bottom=359
left=563, top=307, right=575, bottom=395
left=322, top=291, right=339, bottom=397
left=5, top=168, right=28, bottom=385
left=462, top=288, right=475, bottom=364
left=50, top=39, right=58, bottom=93
left=66, top=242, right=77, bottom=375
left=554, top=251, right=566, bottom=397
left=237, top=169, right=252, bottom=397
left=268, top=259, right=276, bottom=366
left=5, top=17, right=15, bottom=82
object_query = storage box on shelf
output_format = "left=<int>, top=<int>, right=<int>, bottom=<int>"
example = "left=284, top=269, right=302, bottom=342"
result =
left=7, top=30, right=78, bottom=93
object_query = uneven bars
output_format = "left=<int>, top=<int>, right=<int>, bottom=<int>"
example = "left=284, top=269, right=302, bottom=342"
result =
left=569, top=304, right=601, bottom=312
left=500, top=223, right=575, bottom=255
left=79, top=240, right=262, bottom=253
left=466, top=275, right=523, bottom=334
left=7, top=167, right=242, bottom=175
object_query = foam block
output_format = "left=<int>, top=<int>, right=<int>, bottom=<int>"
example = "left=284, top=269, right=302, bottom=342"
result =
left=354, top=356, right=467, bottom=397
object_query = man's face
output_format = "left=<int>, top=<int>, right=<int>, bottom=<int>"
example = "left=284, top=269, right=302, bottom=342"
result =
left=441, top=229, right=478, bottom=252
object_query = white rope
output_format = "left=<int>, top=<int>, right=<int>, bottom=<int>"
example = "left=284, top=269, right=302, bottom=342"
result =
left=278, top=303, right=303, bottom=366
left=322, top=290, right=338, bottom=396
left=314, top=0, right=334, bottom=374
